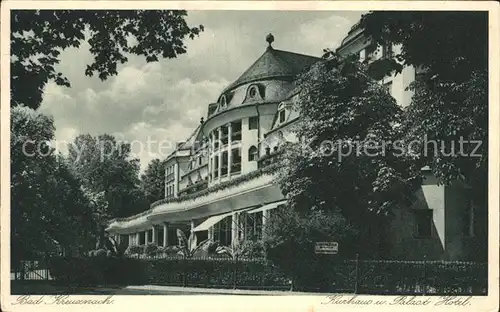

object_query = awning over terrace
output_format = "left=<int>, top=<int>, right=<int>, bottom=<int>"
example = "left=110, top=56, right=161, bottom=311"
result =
left=193, top=207, right=256, bottom=232
left=193, top=211, right=232, bottom=232
left=247, top=200, right=286, bottom=214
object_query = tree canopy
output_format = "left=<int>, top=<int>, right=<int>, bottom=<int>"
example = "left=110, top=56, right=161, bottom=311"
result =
left=141, top=158, right=166, bottom=204
left=11, top=107, right=95, bottom=260
left=275, top=56, right=420, bottom=257
left=10, top=10, right=203, bottom=259
left=67, top=134, right=149, bottom=219
left=11, top=10, right=203, bottom=109
left=361, top=11, right=488, bottom=203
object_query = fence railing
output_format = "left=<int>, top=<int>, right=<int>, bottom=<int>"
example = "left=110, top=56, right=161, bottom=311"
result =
left=12, top=255, right=488, bottom=295
left=11, top=260, right=52, bottom=281
left=316, top=256, right=487, bottom=295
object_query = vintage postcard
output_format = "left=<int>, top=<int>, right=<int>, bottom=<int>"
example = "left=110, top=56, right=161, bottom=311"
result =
left=1, top=1, right=498, bottom=312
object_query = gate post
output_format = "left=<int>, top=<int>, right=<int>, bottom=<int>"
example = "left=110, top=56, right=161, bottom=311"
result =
left=354, top=253, right=359, bottom=294
left=423, top=255, right=427, bottom=296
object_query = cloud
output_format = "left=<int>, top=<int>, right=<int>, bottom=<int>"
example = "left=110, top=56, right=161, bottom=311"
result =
left=39, top=10, right=364, bottom=171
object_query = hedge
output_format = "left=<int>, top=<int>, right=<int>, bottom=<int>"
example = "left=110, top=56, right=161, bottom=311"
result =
left=48, top=256, right=147, bottom=286
left=46, top=256, right=487, bottom=294
left=144, top=258, right=290, bottom=289
left=47, top=256, right=290, bottom=290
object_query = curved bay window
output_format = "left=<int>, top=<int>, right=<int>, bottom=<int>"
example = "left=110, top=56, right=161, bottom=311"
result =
left=213, top=155, right=219, bottom=179
left=213, top=131, right=220, bottom=150
left=231, top=148, right=241, bottom=174
left=231, top=120, right=242, bottom=141
left=213, top=215, right=232, bottom=247
left=221, top=151, right=228, bottom=176
left=248, top=146, right=258, bottom=161
left=241, top=211, right=263, bottom=241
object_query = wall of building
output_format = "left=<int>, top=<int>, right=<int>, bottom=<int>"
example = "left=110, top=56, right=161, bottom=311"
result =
left=385, top=172, right=446, bottom=260
left=385, top=172, right=487, bottom=261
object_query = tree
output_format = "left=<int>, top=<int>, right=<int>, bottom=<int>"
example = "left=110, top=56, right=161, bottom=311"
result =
left=276, top=56, right=420, bottom=258
left=67, top=134, right=149, bottom=219
left=11, top=10, right=203, bottom=109
left=264, top=208, right=358, bottom=291
left=11, top=107, right=94, bottom=262
left=141, top=158, right=166, bottom=204
left=360, top=12, right=488, bottom=205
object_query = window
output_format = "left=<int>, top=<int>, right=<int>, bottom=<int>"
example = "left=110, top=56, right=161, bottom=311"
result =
left=167, top=228, right=178, bottom=246
left=463, top=199, right=475, bottom=237
left=157, top=227, right=164, bottom=247
left=384, top=81, right=393, bottom=96
left=414, top=210, right=433, bottom=238
left=242, top=212, right=263, bottom=241
left=231, top=148, right=242, bottom=173
left=148, top=229, right=153, bottom=243
left=249, top=86, right=257, bottom=98
left=279, top=110, right=286, bottom=123
left=221, top=151, right=228, bottom=176
left=198, top=157, right=202, bottom=165
left=220, top=95, right=227, bottom=107
left=213, top=216, right=232, bottom=246
left=249, top=116, right=259, bottom=130
left=382, top=43, right=393, bottom=59
left=365, top=44, right=377, bottom=60
left=139, top=232, right=146, bottom=245
left=248, top=146, right=258, bottom=161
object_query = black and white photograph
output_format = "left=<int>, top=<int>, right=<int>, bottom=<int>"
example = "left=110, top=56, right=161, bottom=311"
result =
left=1, top=1, right=499, bottom=311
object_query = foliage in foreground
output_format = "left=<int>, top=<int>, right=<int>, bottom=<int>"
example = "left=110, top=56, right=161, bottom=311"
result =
left=276, top=55, right=420, bottom=258
left=360, top=11, right=488, bottom=205
left=11, top=10, right=203, bottom=109
left=11, top=106, right=95, bottom=261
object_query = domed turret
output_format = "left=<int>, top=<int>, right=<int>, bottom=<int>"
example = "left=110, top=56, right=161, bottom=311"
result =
left=266, top=33, right=275, bottom=49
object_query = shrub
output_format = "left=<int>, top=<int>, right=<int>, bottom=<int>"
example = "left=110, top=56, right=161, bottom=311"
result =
left=48, top=256, right=147, bottom=286
left=236, top=240, right=266, bottom=259
left=263, top=208, right=358, bottom=291
left=95, top=249, right=107, bottom=257
left=163, top=245, right=181, bottom=256
left=145, top=243, right=158, bottom=256
left=145, top=258, right=290, bottom=289
left=127, top=245, right=144, bottom=255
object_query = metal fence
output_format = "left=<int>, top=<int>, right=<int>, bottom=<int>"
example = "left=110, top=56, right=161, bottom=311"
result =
left=11, top=260, right=52, bottom=281
left=317, top=256, right=487, bottom=295
left=12, top=255, right=487, bottom=295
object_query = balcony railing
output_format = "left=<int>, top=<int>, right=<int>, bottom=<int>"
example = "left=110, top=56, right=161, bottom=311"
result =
left=107, top=163, right=280, bottom=229
left=231, top=130, right=242, bottom=141
left=178, top=179, right=208, bottom=196
left=258, top=149, right=284, bottom=169
left=231, top=163, right=241, bottom=174
left=150, top=162, right=280, bottom=209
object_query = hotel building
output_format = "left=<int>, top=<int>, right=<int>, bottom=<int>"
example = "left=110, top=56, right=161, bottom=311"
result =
left=106, top=23, right=487, bottom=261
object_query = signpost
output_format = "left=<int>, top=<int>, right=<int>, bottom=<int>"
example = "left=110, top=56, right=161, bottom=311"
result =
left=315, top=242, right=338, bottom=254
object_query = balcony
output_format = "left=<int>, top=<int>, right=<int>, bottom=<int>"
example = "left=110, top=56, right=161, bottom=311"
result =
left=258, top=149, right=284, bottom=169
left=178, top=179, right=208, bottom=196
left=231, top=162, right=241, bottom=175
left=105, top=162, right=281, bottom=232
left=231, top=130, right=242, bottom=142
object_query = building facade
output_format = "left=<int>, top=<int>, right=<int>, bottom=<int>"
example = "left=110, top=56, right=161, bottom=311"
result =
left=106, top=24, right=486, bottom=261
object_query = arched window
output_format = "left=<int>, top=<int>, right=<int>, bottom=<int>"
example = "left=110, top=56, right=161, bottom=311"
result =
left=220, top=95, right=227, bottom=107
left=248, top=146, right=258, bottom=161
left=248, top=85, right=258, bottom=99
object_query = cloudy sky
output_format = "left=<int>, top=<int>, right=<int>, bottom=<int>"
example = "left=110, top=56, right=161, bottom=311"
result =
left=40, top=10, right=365, bottom=171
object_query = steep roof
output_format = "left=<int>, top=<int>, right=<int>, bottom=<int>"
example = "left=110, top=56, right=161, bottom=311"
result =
left=221, top=46, right=321, bottom=93
left=177, top=124, right=202, bottom=150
